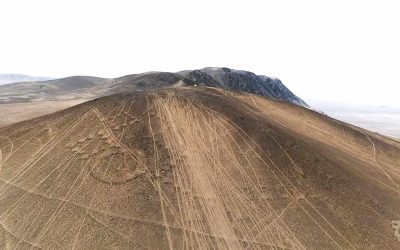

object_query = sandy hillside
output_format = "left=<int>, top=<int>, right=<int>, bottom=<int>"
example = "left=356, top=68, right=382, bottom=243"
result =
left=0, top=87, right=399, bottom=249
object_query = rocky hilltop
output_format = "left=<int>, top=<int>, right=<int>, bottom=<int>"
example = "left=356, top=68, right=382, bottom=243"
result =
left=180, top=67, right=307, bottom=106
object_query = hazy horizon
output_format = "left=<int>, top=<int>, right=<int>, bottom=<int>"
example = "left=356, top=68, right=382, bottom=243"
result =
left=2, top=70, right=400, bottom=109
left=1, top=0, right=399, bottom=107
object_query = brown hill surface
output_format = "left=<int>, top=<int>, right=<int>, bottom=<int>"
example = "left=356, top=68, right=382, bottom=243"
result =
left=0, top=87, right=399, bottom=249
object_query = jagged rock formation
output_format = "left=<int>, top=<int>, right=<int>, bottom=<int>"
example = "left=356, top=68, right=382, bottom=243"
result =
left=179, top=67, right=307, bottom=106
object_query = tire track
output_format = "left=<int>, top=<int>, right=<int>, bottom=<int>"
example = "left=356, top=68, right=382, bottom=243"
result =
left=153, top=93, right=305, bottom=249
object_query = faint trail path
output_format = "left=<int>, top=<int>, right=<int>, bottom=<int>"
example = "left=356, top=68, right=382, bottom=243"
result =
left=199, top=97, right=355, bottom=249
left=359, top=130, right=400, bottom=191
left=145, top=94, right=174, bottom=250
left=0, top=176, right=181, bottom=237
left=0, top=221, right=43, bottom=249
left=249, top=94, right=400, bottom=196
left=155, top=95, right=242, bottom=249
left=364, top=132, right=376, bottom=157
left=1, top=137, right=14, bottom=164
left=153, top=93, right=306, bottom=249
left=0, top=149, right=2, bottom=172
left=270, top=134, right=304, bottom=176
left=0, top=111, right=94, bottom=197
left=72, top=155, right=116, bottom=250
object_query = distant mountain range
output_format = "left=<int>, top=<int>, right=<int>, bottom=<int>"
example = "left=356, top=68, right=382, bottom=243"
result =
left=0, top=74, right=53, bottom=85
left=0, top=68, right=307, bottom=106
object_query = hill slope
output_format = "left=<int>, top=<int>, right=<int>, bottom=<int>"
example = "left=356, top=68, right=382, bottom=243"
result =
left=0, top=87, right=399, bottom=249
left=0, top=76, right=105, bottom=104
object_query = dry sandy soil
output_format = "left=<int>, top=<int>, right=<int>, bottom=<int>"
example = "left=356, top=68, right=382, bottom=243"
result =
left=0, top=87, right=399, bottom=249
left=0, top=100, right=88, bottom=128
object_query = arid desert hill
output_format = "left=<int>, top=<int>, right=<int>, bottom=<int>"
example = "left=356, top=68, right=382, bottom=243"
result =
left=0, top=87, right=399, bottom=249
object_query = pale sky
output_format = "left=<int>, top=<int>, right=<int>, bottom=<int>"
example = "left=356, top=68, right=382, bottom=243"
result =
left=1, top=0, right=399, bottom=106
